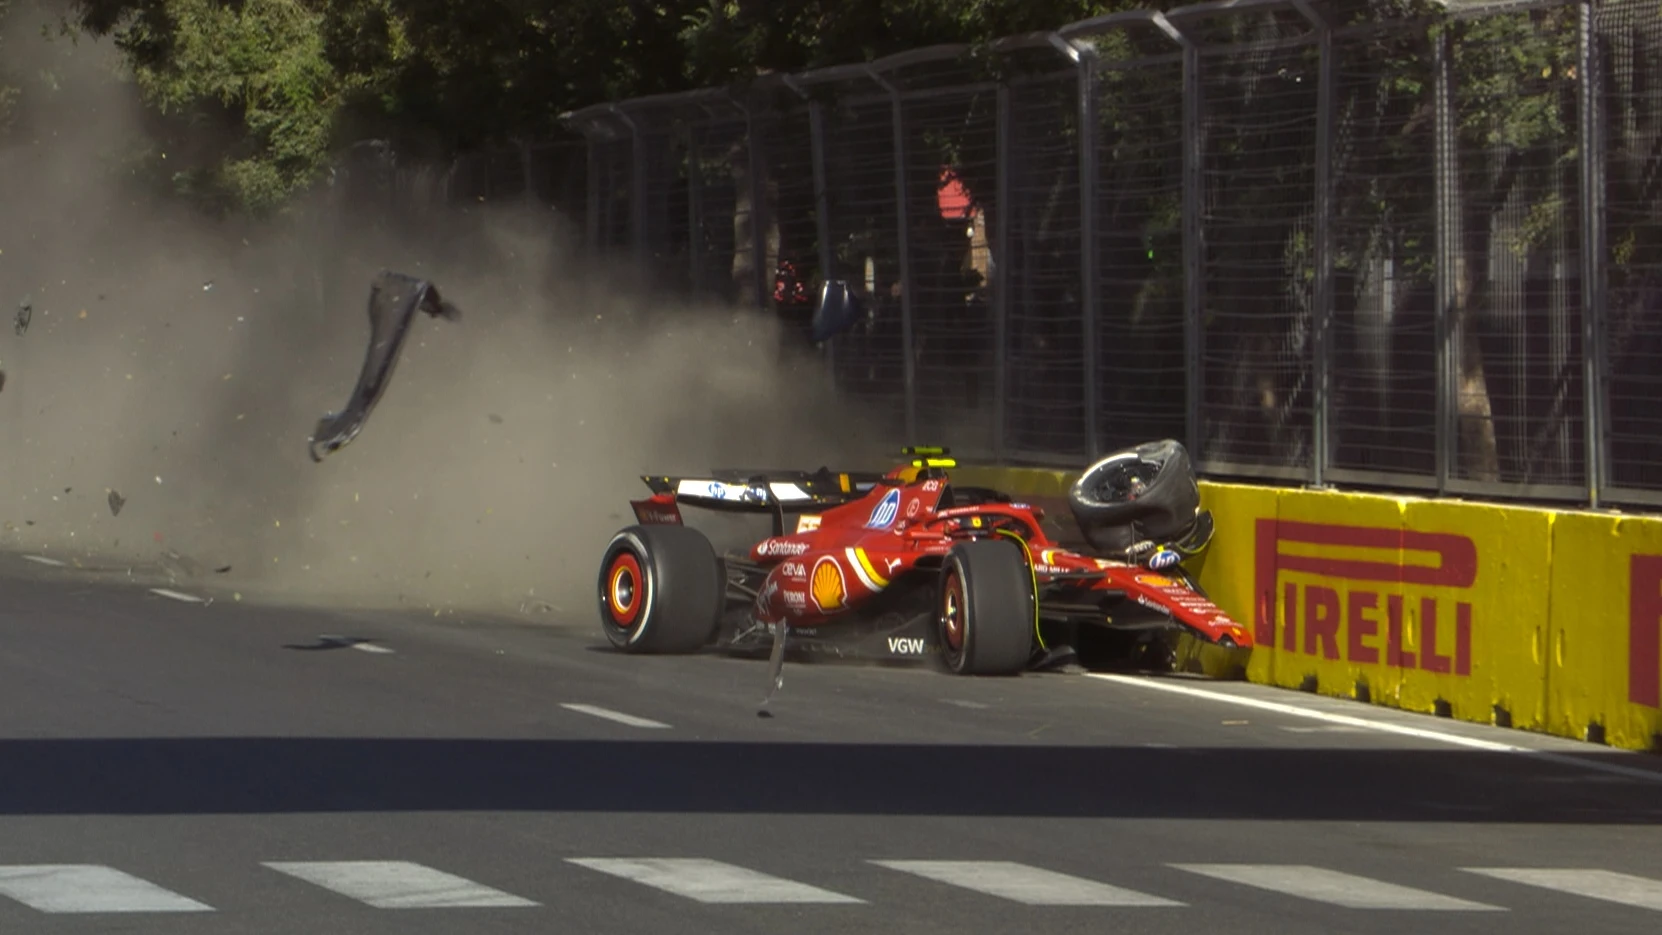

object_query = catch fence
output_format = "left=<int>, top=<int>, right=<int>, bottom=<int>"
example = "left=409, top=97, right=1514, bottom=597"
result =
left=483, top=0, right=1662, bottom=510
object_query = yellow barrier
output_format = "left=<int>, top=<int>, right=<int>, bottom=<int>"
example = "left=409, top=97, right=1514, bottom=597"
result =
left=1546, top=512, right=1662, bottom=750
left=951, top=464, right=1662, bottom=753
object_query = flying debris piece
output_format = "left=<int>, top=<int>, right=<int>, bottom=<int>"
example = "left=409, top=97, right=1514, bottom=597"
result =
left=757, top=620, right=789, bottom=716
left=308, top=270, right=461, bottom=462
left=107, top=490, right=125, bottom=516
left=14, top=301, right=30, bottom=335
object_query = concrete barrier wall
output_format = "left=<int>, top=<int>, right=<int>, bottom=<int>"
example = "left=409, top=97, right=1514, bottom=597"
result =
left=951, top=466, right=1662, bottom=753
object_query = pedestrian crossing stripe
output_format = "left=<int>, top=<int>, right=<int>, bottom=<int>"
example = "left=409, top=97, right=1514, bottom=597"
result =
left=263, top=861, right=538, bottom=909
left=0, top=866, right=214, bottom=914
left=0, top=859, right=1656, bottom=913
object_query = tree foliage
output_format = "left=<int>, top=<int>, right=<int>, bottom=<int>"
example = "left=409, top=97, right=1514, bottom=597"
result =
left=58, top=0, right=1145, bottom=214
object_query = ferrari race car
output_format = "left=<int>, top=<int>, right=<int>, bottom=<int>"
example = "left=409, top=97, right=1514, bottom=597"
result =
left=594, top=439, right=1254, bottom=677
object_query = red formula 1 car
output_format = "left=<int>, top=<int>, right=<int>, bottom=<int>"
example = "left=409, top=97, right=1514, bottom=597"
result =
left=594, top=439, right=1254, bottom=677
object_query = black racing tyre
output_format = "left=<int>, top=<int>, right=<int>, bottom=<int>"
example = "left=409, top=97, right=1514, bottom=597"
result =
left=1067, top=438, right=1200, bottom=547
left=597, top=524, right=724, bottom=654
left=936, top=538, right=1036, bottom=676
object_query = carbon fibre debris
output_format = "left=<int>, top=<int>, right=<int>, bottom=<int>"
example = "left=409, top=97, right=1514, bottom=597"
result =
left=309, top=271, right=461, bottom=463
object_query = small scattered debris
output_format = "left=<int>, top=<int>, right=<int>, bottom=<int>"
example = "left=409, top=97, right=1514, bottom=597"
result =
left=159, top=549, right=206, bottom=579
left=149, top=588, right=208, bottom=604
left=488, top=413, right=503, bottom=424
left=107, top=490, right=125, bottom=516
left=21, top=555, right=66, bottom=567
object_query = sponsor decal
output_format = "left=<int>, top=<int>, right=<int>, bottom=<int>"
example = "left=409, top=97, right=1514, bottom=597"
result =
left=810, top=556, right=847, bottom=613
left=844, top=547, right=893, bottom=591
left=1134, top=594, right=1169, bottom=614
left=630, top=500, right=682, bottom=525
left=757, top=538, right=811, bottom=558
left=922, top=479, right=943, bottom=492
left=781, top=560, right=809, bottom=580
left=1631, top=554, right=1662, bottom=708
left=1254, top=520, right=1477, bottom=673
left=867, top=487, right=902, bottom=529
left=887, top=637, right=927, bottom=655
left=906, top=498, right=921, bottom=518
left=783, top=589, right=807, bottom=610
left=1147, top=549, right=1180, bottom=570
left=1136, top=574, right=1177, bottom=587
left=795, top=514, right=821, bottom=533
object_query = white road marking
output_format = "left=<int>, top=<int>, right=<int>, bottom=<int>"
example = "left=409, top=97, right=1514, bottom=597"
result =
left=262, top=861, right=536, bottom=909
left=1088, top=673, right=1662, bottom=786
left=567, top=858, right=863, bottom=904
left=20, top=555, right=66, bottom=567
left=560, top=703, right=670, bottom=729
left=0, top=865, right=214, bottom=913
left=148, top=588, right=207, bottom=604
left=942, top=699, right=990, bottom=710
left=1462, top=868, right=1662, bottom=911
left=1171, top=864, right=1503, bottom=910
left=871, top=860, right=1182, bottom=906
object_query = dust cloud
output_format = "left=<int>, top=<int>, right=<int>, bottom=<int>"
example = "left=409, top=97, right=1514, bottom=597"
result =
left=0, top=8, right=891, bottom=622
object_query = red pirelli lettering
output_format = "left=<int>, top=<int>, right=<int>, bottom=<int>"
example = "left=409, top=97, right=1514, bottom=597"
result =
left=1631, top=554, right=1662, bottom=709
left=1254, top=518, right=1475, bottom=674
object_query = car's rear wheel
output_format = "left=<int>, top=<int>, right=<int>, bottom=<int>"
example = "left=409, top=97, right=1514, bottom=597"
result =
left=936, top=538, right=1036, bottom=675
left=597, top=524, right=724, bottom=654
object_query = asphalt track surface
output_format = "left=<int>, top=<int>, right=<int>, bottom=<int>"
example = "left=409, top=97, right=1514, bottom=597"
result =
left=3, top=554, right=1661, bottom=935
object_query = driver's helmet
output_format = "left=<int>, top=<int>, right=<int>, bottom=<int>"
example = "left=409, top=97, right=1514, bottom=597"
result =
left=1127, top=475, right=1146, bottom=500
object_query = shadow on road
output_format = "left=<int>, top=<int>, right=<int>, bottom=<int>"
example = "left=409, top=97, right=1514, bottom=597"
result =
left=2, top=737, right=1658, bottom=822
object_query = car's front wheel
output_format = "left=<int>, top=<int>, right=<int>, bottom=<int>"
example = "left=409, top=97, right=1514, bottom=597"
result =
left=936, top=538, right=1036, bottom=675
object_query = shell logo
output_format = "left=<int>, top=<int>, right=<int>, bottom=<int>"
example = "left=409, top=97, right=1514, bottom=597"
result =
left=810, top=556, right=847, bottom=613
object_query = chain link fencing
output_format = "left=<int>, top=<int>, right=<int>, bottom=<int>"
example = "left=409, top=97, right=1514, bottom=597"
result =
left=444, top=0, right=1662, bottom=511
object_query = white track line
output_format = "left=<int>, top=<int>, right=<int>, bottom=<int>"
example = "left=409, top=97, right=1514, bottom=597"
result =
left=263, top=861, right=536, bottom=909
left=1462, top=868, right=1662, bottom=911
left=20, top=555, right=66, bottom=567
left=567, top=858, right=862, bottom=904
left=0, top=865, right=214, bottom=913
left=560, top=703, right=671, bottom=730
left=872, top=860, right=1182, bottom=906
left=1087, top=673, right=1662, bottom=786
left=1172, top=864, right=1502, bottom=911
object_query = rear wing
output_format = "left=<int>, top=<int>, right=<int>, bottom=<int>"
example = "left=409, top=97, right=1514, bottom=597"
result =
left=631, top=468, right=888, bottom=535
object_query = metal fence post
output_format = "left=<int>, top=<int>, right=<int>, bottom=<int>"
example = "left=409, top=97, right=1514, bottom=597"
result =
left=1295, top=0, right=1335, bottom=489
left=1179, top=27, right=1204, bottom=462
left=1050, top=34, right=1102, bottom=460
left=806, top=94, right=838, bottom=368
left=607, top=104, right=649, bottom=269
left=994, top=84, right=1013, bottom=462
left=686, top=122, right=705, bottom=295
left=868, top=66, right=919, bottom=444
left=742, top=101, right=771, bottom=310
left=1576, top=0, right=1609, bottom=508
left=584, top=138, right=601, bottom=251
left=1431, top=28, right=1457, bottom=495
